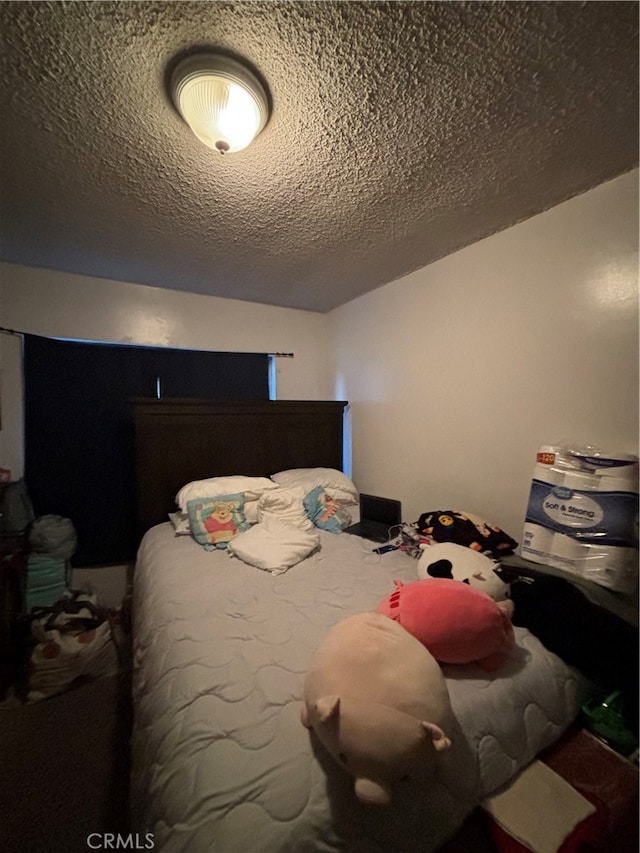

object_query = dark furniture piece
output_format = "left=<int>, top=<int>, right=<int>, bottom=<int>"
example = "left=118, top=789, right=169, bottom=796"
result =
left=0, top=481, right=31, bottom=698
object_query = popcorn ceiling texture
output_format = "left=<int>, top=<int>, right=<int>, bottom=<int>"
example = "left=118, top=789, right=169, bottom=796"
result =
left=0, top=1, right=637, bottom=312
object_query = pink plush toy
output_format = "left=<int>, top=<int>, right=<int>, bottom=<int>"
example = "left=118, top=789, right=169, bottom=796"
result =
left=376, top=578, right=515, bottom=671
left=301, top=612, right=453, bottom=805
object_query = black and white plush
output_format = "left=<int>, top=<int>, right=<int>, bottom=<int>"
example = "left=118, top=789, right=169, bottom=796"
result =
left=417, top=542, right=511, bottom=601
left=416, top=510, right=518, bottom=557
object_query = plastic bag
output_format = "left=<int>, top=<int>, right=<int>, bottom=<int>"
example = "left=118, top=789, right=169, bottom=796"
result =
left=28, top=514, right=77, bottom=560
left=25, top=591, right=119, bottom=702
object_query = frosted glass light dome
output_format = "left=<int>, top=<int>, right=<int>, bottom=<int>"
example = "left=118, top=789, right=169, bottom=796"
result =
left=171, top=53, right=270, bottom=154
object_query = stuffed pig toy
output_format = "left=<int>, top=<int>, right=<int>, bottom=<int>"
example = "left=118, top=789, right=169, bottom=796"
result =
left=376, top=578, right=515, bottom=671
left=301, top=612, right=453, bottom=806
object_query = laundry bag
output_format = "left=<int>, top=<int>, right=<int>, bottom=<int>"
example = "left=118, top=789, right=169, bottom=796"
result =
left=25, top=590, right=119, bottom=702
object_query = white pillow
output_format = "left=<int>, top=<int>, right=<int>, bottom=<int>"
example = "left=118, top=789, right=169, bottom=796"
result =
left=244, top=499, right=259, bottom=525
left=270, top=468, right=358, bottom=504
left=176, top=476, right=279, bottom=513
left=257, top=486, right=315, bottom=531
left=168, top=511, right=191, bottom=535
left=228, top=516, right=320, bottom=575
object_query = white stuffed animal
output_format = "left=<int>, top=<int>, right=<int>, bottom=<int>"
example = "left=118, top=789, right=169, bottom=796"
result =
left=301, top=612, right=453, bottom=805
left=417, top=542, right=511, bottom=601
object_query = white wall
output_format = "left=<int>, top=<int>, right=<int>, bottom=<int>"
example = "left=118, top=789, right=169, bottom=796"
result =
left=2, top=170, right=638, bottom=550
left=329, top=169, right=639, bottom=542
left=0, top=264, right=334, bottom=476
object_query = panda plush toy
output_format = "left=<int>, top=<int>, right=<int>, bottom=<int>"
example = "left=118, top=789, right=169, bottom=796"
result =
left=417, top=542, right=511, bottom=602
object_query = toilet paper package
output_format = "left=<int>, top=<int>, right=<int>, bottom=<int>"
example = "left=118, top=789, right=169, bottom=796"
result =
left=522, top=445, right=639, bottom=594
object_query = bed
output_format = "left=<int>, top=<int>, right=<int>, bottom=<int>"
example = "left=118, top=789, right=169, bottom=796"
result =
left=130, top=399, right=589, bottom=852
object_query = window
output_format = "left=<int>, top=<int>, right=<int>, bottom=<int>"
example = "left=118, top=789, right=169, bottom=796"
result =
left=23, top=335, right=269, bottom=565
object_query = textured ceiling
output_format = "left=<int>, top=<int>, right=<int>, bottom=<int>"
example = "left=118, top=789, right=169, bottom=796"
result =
left=0, top=1, right=638, bottom=313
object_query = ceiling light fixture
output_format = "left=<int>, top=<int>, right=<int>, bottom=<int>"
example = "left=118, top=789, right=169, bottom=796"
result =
left=170, top=52, right=270, bottom=155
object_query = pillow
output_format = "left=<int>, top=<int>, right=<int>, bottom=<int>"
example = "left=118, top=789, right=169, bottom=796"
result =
left=303, top=485, right=352, bottom=534
left=228, top=516, right=320, bottom=574
left=171, top=505, right=258, bottom=534
left=168, top=511, right=191, bottom=535
left=244, top=499, right=259, bottom=525
left=257, top=487, right=315, bottom=531
left=187, top=494, right=251, bottom=550
left=270, top=468, right=358, bottom=504
left=416, top=510, right=518, bottom=557
left=177, top=476, right=279, bottom=513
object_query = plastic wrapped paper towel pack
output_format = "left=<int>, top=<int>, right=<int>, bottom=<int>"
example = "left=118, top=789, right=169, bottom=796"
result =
left=522, top=445, right=639, bottom=594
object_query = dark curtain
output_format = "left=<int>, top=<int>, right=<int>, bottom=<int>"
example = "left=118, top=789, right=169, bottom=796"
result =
left=23, top=336, right=268, bottom=566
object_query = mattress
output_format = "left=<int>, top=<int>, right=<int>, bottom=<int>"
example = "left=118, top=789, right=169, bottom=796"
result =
left=131, top=523, right=588, bottom=853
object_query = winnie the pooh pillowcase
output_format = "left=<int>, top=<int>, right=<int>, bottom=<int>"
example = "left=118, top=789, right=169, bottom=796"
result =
left=303, top=485, right=352, bottom=534
left=187, top=494, right=251, bottom=550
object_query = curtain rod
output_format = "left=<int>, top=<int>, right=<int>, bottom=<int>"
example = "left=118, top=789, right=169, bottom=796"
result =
left=0, top=327, right=293, bottom=356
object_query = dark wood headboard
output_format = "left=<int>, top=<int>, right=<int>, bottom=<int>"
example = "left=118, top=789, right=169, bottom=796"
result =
left=132, top=399, right=348, bottom=535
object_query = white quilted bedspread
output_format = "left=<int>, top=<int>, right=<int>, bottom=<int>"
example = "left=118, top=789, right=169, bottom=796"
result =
left=131, top=524, right=588, bottom=853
